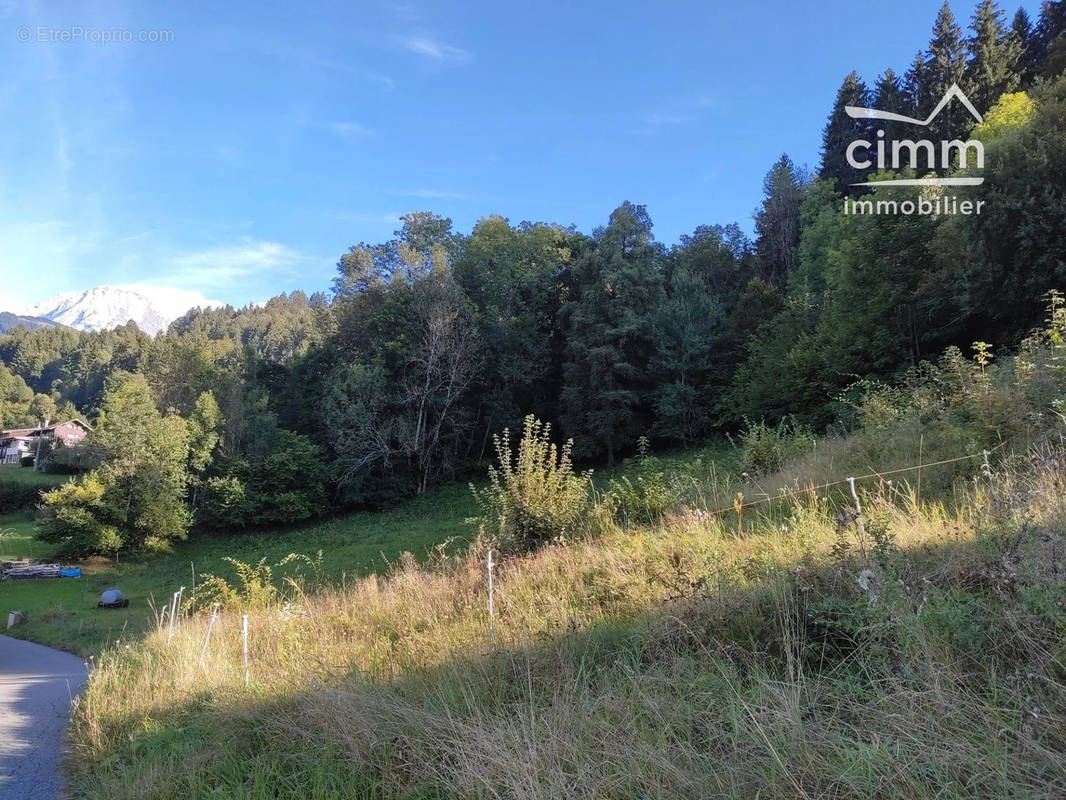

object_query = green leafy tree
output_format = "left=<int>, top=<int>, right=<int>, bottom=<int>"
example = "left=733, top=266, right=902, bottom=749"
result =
left=36, top=475, right=123, bottom=558
left=0, top=365, right=35, bottom=426
left=454, top=216, right=581, bottom=450
left=203, top=430, right=326, bottom=528
left=329, top=216, right=482, bottom=495
left=38, top=374, right=191, bottom=555
left=939, top=77, right=1066, bottom=344
left=29, top=393, right=57, bottom=470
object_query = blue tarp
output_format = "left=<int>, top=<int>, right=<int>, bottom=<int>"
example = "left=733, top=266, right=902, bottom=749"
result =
left=58, top=567, right=82, bottom=578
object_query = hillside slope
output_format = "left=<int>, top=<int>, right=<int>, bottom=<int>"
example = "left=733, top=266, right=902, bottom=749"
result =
left=67, top=442, right=1066, bottom=799
left=61, top=328, right=1066, bottom=799
left=0, top=311, right=62, bottom=333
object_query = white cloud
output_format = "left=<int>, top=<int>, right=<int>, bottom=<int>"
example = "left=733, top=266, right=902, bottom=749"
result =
left=400, top=36, right=471, bottom=62
left=161, top=240, right=311, bottom=288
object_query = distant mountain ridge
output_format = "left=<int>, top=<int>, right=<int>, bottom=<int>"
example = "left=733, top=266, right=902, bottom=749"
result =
left=19, top=285, right=224, bottom=336
left=0, top=311, right=63, bottom=333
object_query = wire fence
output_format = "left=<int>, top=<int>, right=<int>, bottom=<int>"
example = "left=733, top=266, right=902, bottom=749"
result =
left=701, top=440, right=1011, bottom=520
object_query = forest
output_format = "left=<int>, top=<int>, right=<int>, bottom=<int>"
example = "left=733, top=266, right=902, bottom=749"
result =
left=2, top=0, right=1065, bottom=557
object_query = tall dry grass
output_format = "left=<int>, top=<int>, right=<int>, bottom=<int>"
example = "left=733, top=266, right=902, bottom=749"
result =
left=68, top=439, right=1066, bottom=799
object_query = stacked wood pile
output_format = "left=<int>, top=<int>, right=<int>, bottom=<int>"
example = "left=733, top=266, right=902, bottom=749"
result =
left=2, top=562, right=62, bottom=580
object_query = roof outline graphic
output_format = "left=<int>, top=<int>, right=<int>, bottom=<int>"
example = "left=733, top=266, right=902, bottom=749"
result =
left=844, top=83, right=984, bottom=127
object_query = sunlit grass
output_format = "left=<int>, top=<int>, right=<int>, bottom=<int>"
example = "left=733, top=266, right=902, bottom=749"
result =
left=67, top=441, right=1066, bottom=799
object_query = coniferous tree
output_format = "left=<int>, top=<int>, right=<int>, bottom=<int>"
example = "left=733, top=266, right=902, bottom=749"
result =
left=967, top=0, right=1020, bottom=111
left=925, top=2, right=970, bottom=148
left=560, top=202, right=662, bottom=464
left=1012, top=7, right=1038, bottom=83
left=1035, top=0, right=1066, bottom=76
left=872, top=68, right=911, bottom=148
left=903, top=51, right=927, bottom=116
left=820, top=72, right=871, bottom=193
left=754, top=155, right=809, bottom=287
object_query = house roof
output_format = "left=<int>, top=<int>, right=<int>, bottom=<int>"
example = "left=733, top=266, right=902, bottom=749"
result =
left=0, top=419, right=93, bottom=440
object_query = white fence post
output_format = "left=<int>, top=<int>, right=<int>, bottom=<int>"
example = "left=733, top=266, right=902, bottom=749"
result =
left=198, top=603, right=220, bottom=669
left=487, top=549, right=495, bottom=643
left=847, top=477, right=867, bottom=557
left=167, top=585, right=185, bottom=645
left=242, top=614, right=249, bottom=687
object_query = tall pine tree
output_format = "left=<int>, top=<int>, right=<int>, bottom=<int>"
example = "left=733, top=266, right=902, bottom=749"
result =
left=1011, top=8, right=1038, bottom=84
left=754, top=155, right=809, bottom=287
left=560, top=202, right=662, bottom=464
left=873, top=68, right=911, bottom=148
left=1035, top=0, right=1066, bottom=76
left=924, top=2, right=969, bottom=149
left=820, top=72, right=871, bottom=194
left=967, top=0, right=1020, bottom=112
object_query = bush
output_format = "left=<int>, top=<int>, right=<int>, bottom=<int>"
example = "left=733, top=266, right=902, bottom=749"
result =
left=193, top=552, right=323, bottom=611
left=603, top=438, right=676, bottom=525
left=735, top=417, right=815, bottom=475
left=0, top=482, right=41, bottom=512
left=472, top=415, right=592, bottom=555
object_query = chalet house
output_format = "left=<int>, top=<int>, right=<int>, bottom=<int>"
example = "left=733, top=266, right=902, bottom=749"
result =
left=0, top=419, right=92, bottom=464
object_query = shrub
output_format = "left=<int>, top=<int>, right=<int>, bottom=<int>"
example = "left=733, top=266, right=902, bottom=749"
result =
left=604, top=438, right=676, bottom=526
left=193, top=552, right=323, bottom=611
left=735, top=417, right=815, bottom=475
left=0, top=482, right=41, bottom=512
left=472, top=415, right=592, bottom=554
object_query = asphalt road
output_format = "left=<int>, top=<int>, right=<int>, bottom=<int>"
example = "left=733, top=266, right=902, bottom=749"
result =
left=0, top=634, right=87, bottom=800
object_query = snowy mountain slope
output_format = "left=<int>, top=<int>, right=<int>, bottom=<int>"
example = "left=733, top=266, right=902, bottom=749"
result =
left=20, top=285, right=224, bottom=335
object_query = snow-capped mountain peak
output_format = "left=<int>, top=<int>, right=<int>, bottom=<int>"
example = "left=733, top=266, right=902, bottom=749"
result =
left=22, top=284, right=225, bottom=335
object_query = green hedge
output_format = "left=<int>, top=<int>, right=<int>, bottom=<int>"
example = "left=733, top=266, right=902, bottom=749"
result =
left=0, top=482, right=43, bottom=513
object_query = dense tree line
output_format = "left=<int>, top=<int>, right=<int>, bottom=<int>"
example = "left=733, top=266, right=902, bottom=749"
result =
left=3, top=0, right=1066, bottom=554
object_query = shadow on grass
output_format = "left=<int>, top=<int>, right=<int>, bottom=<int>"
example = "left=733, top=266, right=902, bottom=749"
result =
left=69, top=527, right=1066, bottom=800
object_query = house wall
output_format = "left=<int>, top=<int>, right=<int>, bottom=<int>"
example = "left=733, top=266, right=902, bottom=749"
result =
left=0, top=420, right=90, bottom=464
left=0, top=439, right=32, bottom=464
left=53, top=421, right=88, bottom=446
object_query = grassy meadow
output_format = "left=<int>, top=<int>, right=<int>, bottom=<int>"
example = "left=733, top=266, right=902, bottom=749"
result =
left=0, top=463, right=73, bottom=486
left=66, top=433, right=1066, bottom=799
left=1, top=482, right=476, bottom=655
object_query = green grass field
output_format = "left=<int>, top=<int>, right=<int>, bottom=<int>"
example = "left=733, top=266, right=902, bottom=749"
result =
left=66, top=433, right=1066, bottom=799
left=0, top=481, right=478, bottom=655
left=2, top=444, right=746, bottom=657
left=0, top=463, right=73, bottom=487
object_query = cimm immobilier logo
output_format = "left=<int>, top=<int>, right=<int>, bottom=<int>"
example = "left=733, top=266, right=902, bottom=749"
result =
left=842, top=83, right=986, bottom=217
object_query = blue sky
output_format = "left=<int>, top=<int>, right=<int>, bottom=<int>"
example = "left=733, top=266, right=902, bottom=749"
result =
left=0, top=0, right=1036, bottom=309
